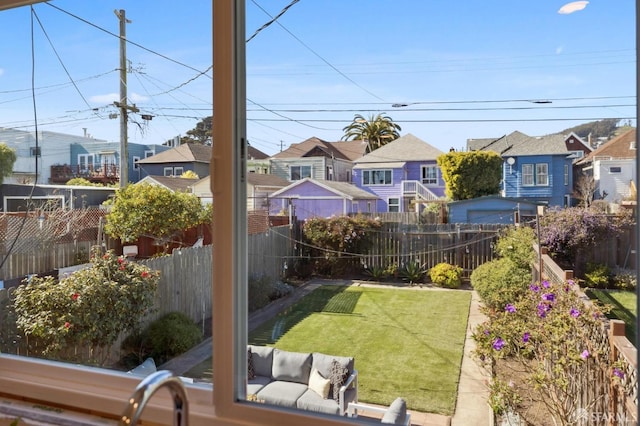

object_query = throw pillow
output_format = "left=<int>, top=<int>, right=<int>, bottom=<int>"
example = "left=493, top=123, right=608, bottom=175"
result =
left=308, top=368, right=330, bottom=399
left=381, top=397, right=407, bottom=425
left=329, top=359, right=349, bottom=401
left=247, top=348, right=256, bottom=380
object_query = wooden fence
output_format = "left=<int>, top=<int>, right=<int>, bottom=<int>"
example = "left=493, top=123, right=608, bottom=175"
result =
left=534, top=245, right=638, bottom=424
left=351, top=223, right=504, bottom=277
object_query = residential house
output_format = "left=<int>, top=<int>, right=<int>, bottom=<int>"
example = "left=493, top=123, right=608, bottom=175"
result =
left=0, top=127, right=112, bottom=185
left=270, top=137, right=367, bottom=183
left=575, top=128, right=637, bottom=203
left=268, top=178, right=379, bottom=220
left=247, top=144, right=270, bottom=174
left=137, top=175, right=199, bottom=192
left=468, top=131, right=591, bottom=207
left=352, top=133, right=446, bottom=213
left=189, top=173, right=289, bottom=209
left=1, top=183, right=116, bottom=212
left=48, top=141, right=171, bottom=184
left=135, top=143, right=211, bottom=179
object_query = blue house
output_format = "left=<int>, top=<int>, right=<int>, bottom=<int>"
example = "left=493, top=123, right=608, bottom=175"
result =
left=467, top=131, right=591, bottom=207
left=352, top=133, right=446, bottom=213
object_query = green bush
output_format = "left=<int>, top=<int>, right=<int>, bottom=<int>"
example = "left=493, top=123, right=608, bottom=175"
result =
left=494, top=226, right=536, bottom=270
left=400, top=260, right=426, bottom=285
left=584, top=263, right=611, bottom=289
left=429, top=262, right=463, bottom=289
left=612, top=267, right=637, bottom=291
left=470, top=258, right=532, bottom=310
left=249, top=275, right=273, bottom=311
left=145, top=312, right=202, bottom=365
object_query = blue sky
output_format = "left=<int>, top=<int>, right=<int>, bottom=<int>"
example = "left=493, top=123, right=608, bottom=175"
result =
left=0, top=1, right=635, bottom=155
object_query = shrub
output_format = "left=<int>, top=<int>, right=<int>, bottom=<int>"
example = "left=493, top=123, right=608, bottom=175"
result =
left=471, top=258, right=532, bottom=310
left=429, top=262, right=463, bottom=289
left=248, top=275, right=273, bottom=312
left=584, top=263, right=611, bottom=289
left=473, top=279, right=608, bottom=423
left=494, top=226, right=536, bottom=270
left=364, top=265, right=387, bottom=281
left=12, top=249, right=158, bottom=364
left=400, top=260, right=426, bottom=285
left=269, top=281, right=294, bottom=301
left=612, top=267, right=637, bottom=291
left=145, top=312, right=202, bottom=365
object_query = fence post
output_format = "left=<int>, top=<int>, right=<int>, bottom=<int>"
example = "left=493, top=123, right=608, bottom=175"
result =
left=609, top=319, right=625, bottom=424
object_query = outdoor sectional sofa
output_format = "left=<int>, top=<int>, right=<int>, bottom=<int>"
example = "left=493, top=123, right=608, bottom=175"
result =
left=247, top=345, right=358, bottom=416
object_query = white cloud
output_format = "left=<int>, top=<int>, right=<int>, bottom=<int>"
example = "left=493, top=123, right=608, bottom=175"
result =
left=556, top=46, right=564, bottom=54
left=558, top=1, right=589, bottom=15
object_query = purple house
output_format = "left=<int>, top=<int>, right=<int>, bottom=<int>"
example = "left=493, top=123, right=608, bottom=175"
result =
left=352, top=133, right=446, bottom=212
left=268, top=178, right=380, bottom=220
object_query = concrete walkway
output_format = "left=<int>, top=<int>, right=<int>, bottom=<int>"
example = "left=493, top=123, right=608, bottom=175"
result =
left=160, top=278, right=491, bottom=426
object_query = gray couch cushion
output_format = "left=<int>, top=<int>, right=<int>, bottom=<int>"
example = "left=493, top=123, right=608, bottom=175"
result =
left=311, top=352, right=354, bottom=377
left=257, top=380, right=308, bottom=408
left=381, top=397, right=407, bottom=425
left=247, top=375, right=272, bottom=397
left=248, top=345, right=274, bottom=377
left=272, top=349, right=312, bottom=384
left=296, top=389, right=340, bottom=415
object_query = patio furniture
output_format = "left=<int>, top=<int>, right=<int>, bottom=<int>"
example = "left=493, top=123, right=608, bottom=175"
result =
left=347, top=398, right=411, bottom=425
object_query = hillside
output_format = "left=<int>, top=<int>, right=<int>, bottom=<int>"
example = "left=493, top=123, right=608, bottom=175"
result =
left=559, top=118, right=634, bottom=142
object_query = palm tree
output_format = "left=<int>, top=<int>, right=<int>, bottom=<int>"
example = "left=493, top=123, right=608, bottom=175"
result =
left=341, top=113, right=401, bottom=152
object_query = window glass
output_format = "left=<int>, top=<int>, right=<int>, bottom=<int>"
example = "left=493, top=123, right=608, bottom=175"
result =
left=421, top=165, right=438, bottom=185
left=388, top=197, right=400, bottom=212
left=522, top=164, right=534, bottom=186
left=363, top=169, right=392, bottom=185
left=536, top=163, right=549, bottom=186
left=290, top=165, right=311, bottom=180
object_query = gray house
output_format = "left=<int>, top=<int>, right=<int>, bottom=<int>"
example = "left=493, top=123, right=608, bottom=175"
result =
left=135, top=143, right=211, bottom=179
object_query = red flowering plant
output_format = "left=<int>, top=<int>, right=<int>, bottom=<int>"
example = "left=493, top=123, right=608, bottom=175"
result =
left=12, top=249, right=158, bottom=364
left=473, top=279, right=610, bottom=424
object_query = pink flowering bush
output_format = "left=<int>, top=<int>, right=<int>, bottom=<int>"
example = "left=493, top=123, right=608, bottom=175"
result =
left=12, top=249, right=158, bottom=364
left=473, top=279, right=611, bottom=423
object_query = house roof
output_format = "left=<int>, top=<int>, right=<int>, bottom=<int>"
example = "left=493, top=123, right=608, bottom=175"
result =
left=246, top=173, right=290, bottom=187
left=137, top=175, right=199, bottom=192
left=247, top=145, right=269, bottom=160
left=468, top=131, right=577, bottom=156
left=270, top=178, right=378, bottom=200
left=576, top=128, right=637, bottom=164
left=136, top=143, right=211, bottom=164
left=271, top=137, right=367, bottom=161
left=353, top=161, right=406, bottom=169
left=355, top=133, right=443, bottom=164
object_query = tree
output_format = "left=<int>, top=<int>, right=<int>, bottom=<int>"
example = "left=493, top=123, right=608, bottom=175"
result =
left=104, top=183, right=210, bottom=248
left=0, top=143, right=17, bottom=185
left=573, top=172, right=597, bottom=207
left=342, top=113, right=401, bottom=152
left=173, top=116, right=212, bottom=145
left=436, top=151, right=502, bottom=200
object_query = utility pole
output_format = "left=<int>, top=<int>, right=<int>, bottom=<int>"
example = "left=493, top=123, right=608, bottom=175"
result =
left=114, top=9, right=138, bottom=188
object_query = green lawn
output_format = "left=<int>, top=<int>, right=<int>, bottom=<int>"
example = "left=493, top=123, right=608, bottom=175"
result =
left=587, top=289, right=637, bottom=346
left=248, top=285, right=471, bottom=415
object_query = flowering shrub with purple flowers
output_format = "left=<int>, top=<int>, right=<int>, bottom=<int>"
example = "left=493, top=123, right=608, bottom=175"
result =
left=473, top=278, right=611, bottom=423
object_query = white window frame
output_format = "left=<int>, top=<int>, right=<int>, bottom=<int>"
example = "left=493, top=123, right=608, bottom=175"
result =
left=536, top=163, right=549, bottom=186
left=164, top=167, right=173, bottom=176
left=522, top=164, right=534, bottom=186
left=564, top=164, right=569, bottom=186
left=144, top=150, right=155, bottom=158
left=30, top=146, right=41, bottom=157
left=362, top=169, right=392, bottom=185
left=421, top=165, right=438, bottom=185
left=174, top=166, right=185, bottom=176
left=522, top=163, right=549, bottom=186
left=290, top=164, right=312, bottom=180
left=78, top=153, right=95, bottom=172
left=133, top=155, right=141, bottom=170
left=609, top=166, right=622, bottom=173
left=388, top=197, right=400, bottom=212
left=1, top=4, right=355, bottom=425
